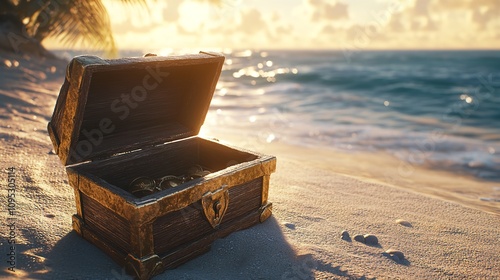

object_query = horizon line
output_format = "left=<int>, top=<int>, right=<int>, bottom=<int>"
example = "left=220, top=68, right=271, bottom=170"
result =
left=48, top=47, right=500, bottom=53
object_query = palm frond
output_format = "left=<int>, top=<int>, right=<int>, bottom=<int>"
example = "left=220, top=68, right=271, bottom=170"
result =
left=2, top=0, right=224, bottom=56
left=118, top=0, right=148, bottom=7
left=0, top=1, right=16, bottom=12
left=33, top=1, right=116, bottom=55
left=12, top=0, right=147, bottom=56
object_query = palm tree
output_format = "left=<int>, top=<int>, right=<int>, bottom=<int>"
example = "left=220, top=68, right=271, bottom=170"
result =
left=0, top=0, right=147, bottom=57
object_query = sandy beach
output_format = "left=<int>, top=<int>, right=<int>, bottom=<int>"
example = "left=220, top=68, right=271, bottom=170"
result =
left=1, top=53, right=499, bottom=280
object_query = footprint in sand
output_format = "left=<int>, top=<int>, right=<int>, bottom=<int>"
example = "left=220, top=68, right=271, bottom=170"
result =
left=353, top=234, right=379, bottom=246
left=284, top=222, right=296, bottom=230
left=395, top=219, right=412, bottom=227
left=341, top=230, right=351, bottom=241
left=363, top=234, right=379, bottom=246
left=383, top=249, right=406, bottom=264
left=353, top=234, right=365, bottom=243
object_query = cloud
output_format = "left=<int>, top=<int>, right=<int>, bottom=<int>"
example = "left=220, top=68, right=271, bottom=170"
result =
left=412, top=0, right=431, bottom=16
left=309, top=0, right=349, bottom=21
left=269, top=12, right=293, bottom=37
left=176, top=23, right=199, bottom=35
left=385, top=0, right=440, bottom=33
left=276, top=25, right=293, bottom=35
left=471, top=5, right=500, bottom=28
left=433, top=0, right=497, bottom=10
left=110, top=12, right=157, bottom=34
left=388, top=12, right=405, bottom=32
left=239, top=9, right=267, bottom=34
left=427, top=0, right=500, bottom=28
left=163, top=0, right=184, bottom=22
left=253, top=11, right=294, bottom=44
left=101, top=0, right=500, bottom=50
left=201, top=7, right=276, bottom=46
left=209, top=0, right=243, bottom=18
left=320, top=24, right=336, bottom=35
left=111, top=20, right=150, bottom=35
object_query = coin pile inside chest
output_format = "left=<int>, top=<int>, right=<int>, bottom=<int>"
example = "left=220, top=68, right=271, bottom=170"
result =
left=127, top=165, right=211, bottom=197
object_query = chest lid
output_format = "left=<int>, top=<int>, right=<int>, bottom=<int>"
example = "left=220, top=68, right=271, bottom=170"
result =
left=48, top=52, right=225, bottom=166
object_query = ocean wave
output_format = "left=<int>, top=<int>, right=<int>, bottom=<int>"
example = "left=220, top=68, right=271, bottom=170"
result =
left=213, top=50, right=500, bottom=181
left=53, top=49, right=500, bottom=181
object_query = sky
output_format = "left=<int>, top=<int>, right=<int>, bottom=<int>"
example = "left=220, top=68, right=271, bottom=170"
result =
left=46, top=0, right=500, bottom=51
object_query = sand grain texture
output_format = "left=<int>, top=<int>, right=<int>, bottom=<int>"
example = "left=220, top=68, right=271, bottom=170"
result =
left=0, top=53, right=499, bottom=279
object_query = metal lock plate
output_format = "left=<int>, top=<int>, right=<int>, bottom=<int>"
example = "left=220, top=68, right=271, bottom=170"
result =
left=201, top=185, right=229, bottom=229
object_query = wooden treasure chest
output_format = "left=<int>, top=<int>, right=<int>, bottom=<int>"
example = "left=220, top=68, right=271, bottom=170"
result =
left=47, top=52, right=276, bottom=279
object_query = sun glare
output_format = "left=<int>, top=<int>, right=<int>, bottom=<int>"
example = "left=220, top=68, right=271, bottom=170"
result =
left=178, top=2, right=211, bottom=32
left=40, top=0, right=500, bottom=51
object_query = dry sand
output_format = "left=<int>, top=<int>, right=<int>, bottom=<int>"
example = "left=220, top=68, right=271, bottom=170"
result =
left=0, top=53, right=499, bottom=279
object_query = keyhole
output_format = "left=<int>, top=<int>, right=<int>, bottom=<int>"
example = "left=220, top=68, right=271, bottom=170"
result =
left=213, top=200, right=222, bottom=220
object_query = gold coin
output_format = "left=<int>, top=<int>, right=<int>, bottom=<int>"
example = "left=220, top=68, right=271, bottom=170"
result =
left=158, top=177, right=183, bottom=189
left=187, top=165, right=211, bottom=179
left=128, top=177, right=156, bottom=197
left=187, top=165, right=204, bottom=175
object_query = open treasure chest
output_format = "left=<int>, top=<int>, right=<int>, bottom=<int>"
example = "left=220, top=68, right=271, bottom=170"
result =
left=47, top=52, right=276, bottom=279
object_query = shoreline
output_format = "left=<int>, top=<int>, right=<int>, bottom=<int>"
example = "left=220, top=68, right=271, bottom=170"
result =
left=212, top=134, right=500, bottom=216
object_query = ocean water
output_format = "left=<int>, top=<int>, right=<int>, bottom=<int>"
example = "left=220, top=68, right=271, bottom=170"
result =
left=55, top=50, right=500, bottom=181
